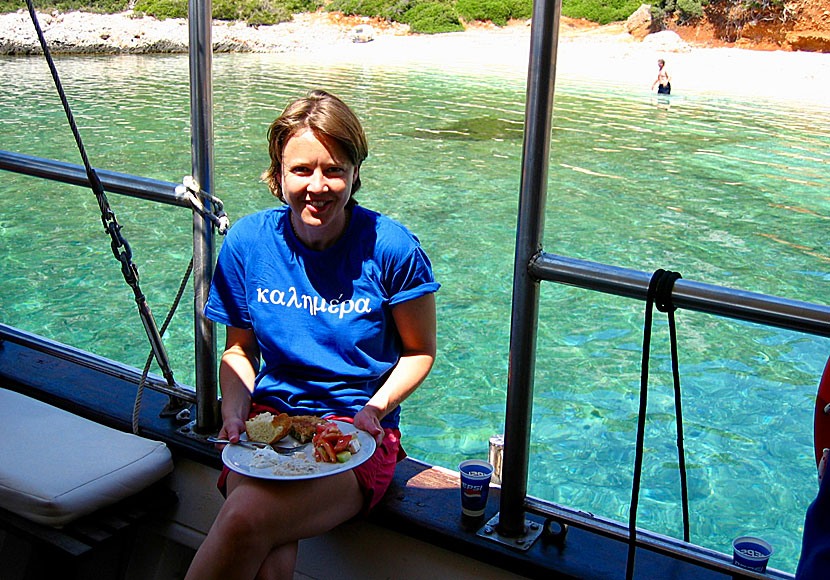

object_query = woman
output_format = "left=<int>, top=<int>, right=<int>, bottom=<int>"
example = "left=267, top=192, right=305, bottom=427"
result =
left=185, top=90, right=439, bottom=579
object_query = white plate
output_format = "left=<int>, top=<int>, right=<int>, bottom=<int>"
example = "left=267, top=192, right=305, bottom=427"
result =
left=222, top=420, right=376, bottom=481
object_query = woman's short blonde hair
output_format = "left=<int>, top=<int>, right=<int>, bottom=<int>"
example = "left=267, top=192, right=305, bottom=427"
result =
left=262, top=89, right=369, bottom=202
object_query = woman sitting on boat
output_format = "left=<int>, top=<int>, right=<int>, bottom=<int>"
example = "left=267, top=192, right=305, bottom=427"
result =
left=185, top=89, right=439, bottom=580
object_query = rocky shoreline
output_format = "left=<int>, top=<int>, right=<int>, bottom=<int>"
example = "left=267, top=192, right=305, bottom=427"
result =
left=0, top=10, right=399, bottom=55
left=4, top=8, right=829, bottom=106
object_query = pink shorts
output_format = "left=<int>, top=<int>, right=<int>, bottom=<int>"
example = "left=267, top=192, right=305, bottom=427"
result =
left=216, top=405, right=404, bottom=514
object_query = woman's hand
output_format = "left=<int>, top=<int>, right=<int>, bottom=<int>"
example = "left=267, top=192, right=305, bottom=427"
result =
left=354, top=405, right=384, bottom=445
left=217, top=416, right=248, bottom=448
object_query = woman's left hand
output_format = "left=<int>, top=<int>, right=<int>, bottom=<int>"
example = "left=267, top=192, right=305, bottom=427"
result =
left=354, top=405, right=384, bottom=445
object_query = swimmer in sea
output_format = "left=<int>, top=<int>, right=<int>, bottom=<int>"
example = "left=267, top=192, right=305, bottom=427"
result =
left=652, top=59, right=671, bottom=95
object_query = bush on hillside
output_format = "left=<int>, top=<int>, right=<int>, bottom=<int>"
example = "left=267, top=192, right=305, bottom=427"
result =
left=399, top=1, right=463, bottom=33
left=133, top=0, right=316, bottom=24
left=133, top=0, right=187, bottom=19
left=1, top=0, right=127, bottom=12
left=455, top=0, right=532, bottom=25
left=506, top=0, right=533, bottom=20
left=456, top=0, right=510, bottom=26
left=561, top=0, right=642, bottom=25
left=675, top=0, right=703, bottom=23
left=651, top=0, right=707, bottom=25
left=327, top=0, right=463, bottom=33
left=380, top=0, right=417, bottom=21
left=327, top=0, right=533, bottom=33
left=325, top=0, right=388, bottom=18
left=213, top=0, right=287, bottom=24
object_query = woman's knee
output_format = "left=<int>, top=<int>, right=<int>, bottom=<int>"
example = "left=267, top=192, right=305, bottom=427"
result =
left=215, top=491, right=277, bottom=540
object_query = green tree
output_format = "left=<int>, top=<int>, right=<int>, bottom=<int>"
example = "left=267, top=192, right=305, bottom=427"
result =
left=398, top=1, right=463, bottom=33
left=561, top=0, right=643, bottom=25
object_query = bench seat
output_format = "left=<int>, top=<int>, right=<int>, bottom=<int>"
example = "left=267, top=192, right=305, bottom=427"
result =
left=0, top=387, right=173, bottom=527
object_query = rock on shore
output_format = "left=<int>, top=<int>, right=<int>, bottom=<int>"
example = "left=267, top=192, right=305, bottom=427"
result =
left=0, top=10, right=398, bottom=55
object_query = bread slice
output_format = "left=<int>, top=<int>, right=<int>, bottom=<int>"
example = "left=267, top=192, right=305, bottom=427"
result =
left=245, top=412, right=291, bottom=444
left=289, top=415, right=328, bottom=443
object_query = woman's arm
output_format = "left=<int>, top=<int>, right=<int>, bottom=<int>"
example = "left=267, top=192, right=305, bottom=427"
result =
left=218, top=326, right=261, bottom=443
left=354, top=293, right=437, bottom=442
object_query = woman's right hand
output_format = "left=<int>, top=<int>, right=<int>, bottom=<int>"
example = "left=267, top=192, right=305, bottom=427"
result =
left=218, top=416, right=248, bottom=446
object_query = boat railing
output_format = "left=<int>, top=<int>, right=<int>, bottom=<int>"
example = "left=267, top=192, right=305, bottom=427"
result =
left=530, top=252, right=830, bottom=337
left=0, top=150, right=189, bottom=208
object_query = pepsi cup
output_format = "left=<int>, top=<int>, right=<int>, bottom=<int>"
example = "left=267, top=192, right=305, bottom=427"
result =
left=732, top=536, right=773, bottom=572
left=459, top=459, right=494, bottom=517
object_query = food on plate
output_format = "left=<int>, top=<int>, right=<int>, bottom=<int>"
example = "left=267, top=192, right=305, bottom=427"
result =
left=245, top=411, right=291, bottom=444
left=312, top=421, right=361, bottom=463
left=248, top=447, right=316, bottom=476
left=289, top=415, right=328, bottom=443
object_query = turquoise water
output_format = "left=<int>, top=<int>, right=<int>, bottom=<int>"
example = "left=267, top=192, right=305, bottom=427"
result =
left=1, top=52, right=829, bottom=572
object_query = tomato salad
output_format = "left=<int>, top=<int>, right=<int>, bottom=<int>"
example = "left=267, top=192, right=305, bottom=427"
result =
left=312, top=422, right=361, bottom=463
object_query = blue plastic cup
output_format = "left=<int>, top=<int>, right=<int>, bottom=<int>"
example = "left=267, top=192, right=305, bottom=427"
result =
left=732, top=536, right=773, bottom=572
left=459, top=459, right=494, bottom=517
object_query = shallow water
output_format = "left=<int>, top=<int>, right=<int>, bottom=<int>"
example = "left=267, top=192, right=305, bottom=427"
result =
left=1, top=52, right=829, bottom=572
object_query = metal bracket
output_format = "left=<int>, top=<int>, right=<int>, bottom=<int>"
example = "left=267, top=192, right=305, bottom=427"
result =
left=477, top=512, right=543, bottom=551
left=176, top=419, right=216, bottom=442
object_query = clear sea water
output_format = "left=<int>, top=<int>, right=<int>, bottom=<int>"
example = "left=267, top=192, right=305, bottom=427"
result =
left=1, top=51, right=829, bottom=573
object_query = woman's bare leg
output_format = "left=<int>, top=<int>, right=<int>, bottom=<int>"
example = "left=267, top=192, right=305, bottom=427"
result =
left=255, top=542, right=298, bottom=580
left=185, top=470, right=362, bottom=580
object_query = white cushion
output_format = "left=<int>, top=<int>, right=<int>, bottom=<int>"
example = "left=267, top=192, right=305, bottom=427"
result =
left=0, top=388, right=174, bottom=527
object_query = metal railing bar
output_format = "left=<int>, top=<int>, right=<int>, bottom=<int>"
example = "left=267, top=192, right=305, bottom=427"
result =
left=0, top=323, right=196, bottom=403
left=524, top=496, right=793, bottom=580
left=188, top=0, right=220, bottom=433
left=0, top=149, right=190, bottom=208
left=530, top=252, right=830, bottom=338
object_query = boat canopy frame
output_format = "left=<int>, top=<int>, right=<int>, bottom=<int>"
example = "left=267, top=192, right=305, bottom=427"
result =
left=1, top=0, right=828, bottom=577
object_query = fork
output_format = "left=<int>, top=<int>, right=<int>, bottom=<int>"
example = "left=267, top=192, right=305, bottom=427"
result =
left=206, top=437, right=303, bottom=454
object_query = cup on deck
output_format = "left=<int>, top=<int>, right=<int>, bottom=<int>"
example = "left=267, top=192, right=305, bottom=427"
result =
left=459, top=459, right=494, bottom=517
left=732, top=536, right=773, bottom=572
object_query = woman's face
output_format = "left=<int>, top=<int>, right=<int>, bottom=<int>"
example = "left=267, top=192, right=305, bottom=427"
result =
left=280, top=129, right=358, bottom=250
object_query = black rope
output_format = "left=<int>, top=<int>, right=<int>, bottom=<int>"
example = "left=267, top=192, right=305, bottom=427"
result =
left=656, top=271, right=691, bottom=544
left=26, top=0, right=176, bottom=387
left=133, top=259, right=193, bottom=434
left=626, top=269, right=689, bottom=580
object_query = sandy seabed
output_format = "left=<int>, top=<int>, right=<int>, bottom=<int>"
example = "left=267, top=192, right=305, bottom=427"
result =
left=1, top=10, right=829, bottom=107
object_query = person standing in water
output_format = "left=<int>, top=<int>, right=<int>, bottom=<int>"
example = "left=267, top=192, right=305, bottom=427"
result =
left=652, top=59, right=671, bottom=95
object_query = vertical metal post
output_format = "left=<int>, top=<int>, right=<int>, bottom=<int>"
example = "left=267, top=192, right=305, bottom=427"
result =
left=189, top=0, right=220, bottom=432
left=498, top=0, right=562, bottom=537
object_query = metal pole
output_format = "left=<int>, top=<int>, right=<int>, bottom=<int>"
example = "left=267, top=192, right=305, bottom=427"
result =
left=498, top=0, right=562, bottom=537
left=189, top=0, right=220, bottom=432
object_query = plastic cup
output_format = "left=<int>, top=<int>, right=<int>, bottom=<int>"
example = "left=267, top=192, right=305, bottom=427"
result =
left=459, top=459, right=494, bottom=517
left=732, top=536, right=773, bottom=572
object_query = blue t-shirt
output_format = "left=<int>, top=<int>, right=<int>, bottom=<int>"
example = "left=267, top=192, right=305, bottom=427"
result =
left=204, top=204, right=440, bottom=429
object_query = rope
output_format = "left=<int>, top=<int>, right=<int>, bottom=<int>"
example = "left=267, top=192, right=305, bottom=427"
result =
left=626, top=269, right=689, bottom=580
left=177, top=176, right=230, bottom=235
left=657, top=272, right=691, bottom=544
left=133, top=259, right=194, bottom=434
left=26, top=0, right=177, bottom=387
